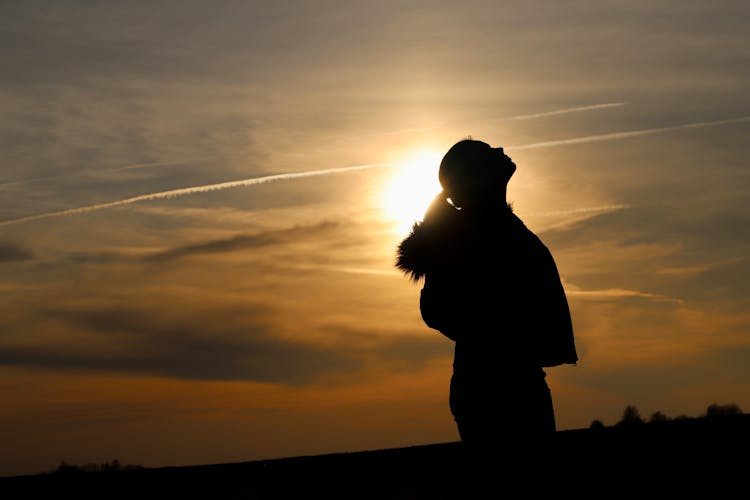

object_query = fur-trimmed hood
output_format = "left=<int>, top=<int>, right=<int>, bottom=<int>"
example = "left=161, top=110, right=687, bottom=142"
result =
left=395, top=194, right=522, bottom=282
left=396, top=195, right=460, bottom=282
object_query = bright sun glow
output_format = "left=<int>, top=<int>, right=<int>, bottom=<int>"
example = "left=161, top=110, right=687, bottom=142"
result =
left=381, top=150, right=444, bottom=234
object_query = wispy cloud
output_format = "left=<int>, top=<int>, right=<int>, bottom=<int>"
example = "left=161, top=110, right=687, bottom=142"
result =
left=0, top=160, right=213, bottom=190
left=357, top=102, right=628, bottom=137
left=3, top=115, right=748, bottom=228
left=566, top=286, right=684, bottom=303
left=0, top=162, right=391, bottom=227
left=286, top=264, right=401, bottom=277
left=0, top=304, right=447, bottom=384
left=109, top=159, right=213, bottom=172
left=145, top=221, right=340, bottom=263
left=655, top=256, right=747, bottom=276
left=0, top=314, right=360, bottom=384
left=503, top=102, right=626, bottom=120
left=507, top=115, right=750, bottom=151
left=0, top=242, right=33, bottom=262
left=656, top=266, right=711, bottom=276
left=528, top=204, right=630, bottom=217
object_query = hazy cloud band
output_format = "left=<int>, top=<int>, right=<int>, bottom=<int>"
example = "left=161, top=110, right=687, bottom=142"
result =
left=507, top=115, right=750, bottom=151
left=0, top=162, right=390, bottom=227
left=504, top=102, right=625, bottom=120
left=2, top=115, right=749, bottom=227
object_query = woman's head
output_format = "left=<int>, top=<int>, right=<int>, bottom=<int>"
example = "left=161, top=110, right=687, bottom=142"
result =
left=438, top=139, right=516, bottom=208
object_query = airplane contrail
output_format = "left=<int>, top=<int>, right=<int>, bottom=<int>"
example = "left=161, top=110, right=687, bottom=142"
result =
left=2, top=115, right=749, bottom=227
left=353, top=102, right=628, bottom=138
left=110, top=158, right=213, bottom=172
left=0, top=159, right=212, bottom=191
left=564, top=287, right=684, bottom=303
left=528, top=204, right=630, bottom=217
left=504, top=102, right=625, bottom=120
left=0, top=162, right=391, bottom=227
left=506, top=115, right=750, bottom=151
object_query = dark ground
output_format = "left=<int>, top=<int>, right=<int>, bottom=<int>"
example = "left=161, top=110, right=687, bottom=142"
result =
left=3, top=414, right=748, bottom=499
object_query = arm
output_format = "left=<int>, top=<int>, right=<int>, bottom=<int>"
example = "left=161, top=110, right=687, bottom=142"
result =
left=420, top=272, right=461, bottom=341
left=533, top=245, right=578, bottom=366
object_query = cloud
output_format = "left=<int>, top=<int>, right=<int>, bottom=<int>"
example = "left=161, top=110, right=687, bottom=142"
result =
left=0, top=241, right=33, bottom=262
left=0, top=304, right=354, bottom=384
left=529, top=204, right=630, bottom=217
left=145, top=221, right=340, bottom=263
left=566, top=286, right=683, bottom=303
left=507, top=115, right=750, bottom=151
left=0, top=303, right=447, bottom=385
left=545, top=213, right=749, bottom=312
left=663, top=257, right=750, bottom=311
left=285, top=264, right=401, bottom=277
left=0, top=162, right=391, bottom=227
left=655, top=265, right=711, bottom=276
left=0, top=336, right=357, bottom=385
left=503, top=102, right=626, bottom=121
left=109, top=159, right=215, bottom=173
left=355, top=102, right=628, bottom=137
left=3, top=113, right=748, bottom=229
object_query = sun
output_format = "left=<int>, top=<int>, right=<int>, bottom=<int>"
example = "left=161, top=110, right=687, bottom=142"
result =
left=380, top=149, right=444, bottom=234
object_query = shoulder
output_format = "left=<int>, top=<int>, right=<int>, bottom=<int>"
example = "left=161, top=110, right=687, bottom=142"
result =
left=509, top=213, right=544, bottom=245
left=395, top=195, right=461, bottom=281
left=508, top=214, right=558, bottom=264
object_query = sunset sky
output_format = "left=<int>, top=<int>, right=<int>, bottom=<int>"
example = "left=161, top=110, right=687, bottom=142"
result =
left=2, top=1, right=749, bottom=477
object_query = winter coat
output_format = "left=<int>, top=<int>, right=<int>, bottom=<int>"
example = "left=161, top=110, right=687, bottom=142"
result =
left=396, top=194, right=578, bottom=371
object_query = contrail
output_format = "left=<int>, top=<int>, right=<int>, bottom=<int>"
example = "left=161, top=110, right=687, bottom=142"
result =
left=506, top=115, right=750, bottom=151
left=110, top=158, right=213, bottom=172
left=0, top=159, right=211, bottom=190
left=528, top=204, right=630, bottom=217
left=565, top=287, right=684, bottom=303
left=3, top=115, right=749, bottom=227
left=356, top=102, right=627, bottom=138
left=0, top=162, right=391, bottom=227
left=504, top=102, right=625, bottom=121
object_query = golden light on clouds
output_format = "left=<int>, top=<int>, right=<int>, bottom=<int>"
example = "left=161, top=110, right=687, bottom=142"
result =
left=379, top=149, right=443, bottom=234
left=2, top=0, right=750, bottom=479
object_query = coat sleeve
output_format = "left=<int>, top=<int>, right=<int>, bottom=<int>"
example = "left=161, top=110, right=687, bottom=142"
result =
left=419, top=272, right=461, bottom=341
left=532, top=243, right=578, bottom=366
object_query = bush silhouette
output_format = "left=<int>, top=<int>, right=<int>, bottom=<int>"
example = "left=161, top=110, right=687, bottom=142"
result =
left=705, top=402, right=742, bottom=417
left=589, top=419, right=605, bottom=429
left=649, top=411, right=669, bottom=423
left=616, top=405, right=645, bottom=427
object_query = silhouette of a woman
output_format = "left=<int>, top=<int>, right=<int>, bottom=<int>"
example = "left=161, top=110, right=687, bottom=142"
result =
left=396, top=139, right=577, bottom=455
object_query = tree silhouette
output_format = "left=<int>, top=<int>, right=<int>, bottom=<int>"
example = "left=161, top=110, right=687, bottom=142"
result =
left=705, top=402, right=742, bottom=417
left=589, top=419, right=605, bottom=429
left=51, top=458, right=140, bottom=475
left=101, top=459, right=121, bottom=473
left=649, top=411, right=669, bottom=423
left=616, top=405, right=644, bottom=426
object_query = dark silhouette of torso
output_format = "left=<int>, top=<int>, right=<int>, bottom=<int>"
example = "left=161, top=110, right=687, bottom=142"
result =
left=397, top=193, right=577, bottom=452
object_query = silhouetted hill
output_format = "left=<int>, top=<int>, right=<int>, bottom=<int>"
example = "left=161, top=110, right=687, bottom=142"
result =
left=3, top=414, right=748, bottom=499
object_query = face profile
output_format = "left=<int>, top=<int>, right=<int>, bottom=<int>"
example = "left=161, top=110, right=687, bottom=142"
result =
left=491, top=146, right=517, bottom=181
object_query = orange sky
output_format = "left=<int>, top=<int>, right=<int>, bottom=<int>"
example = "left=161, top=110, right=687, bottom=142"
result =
left=1, top=1, right=749, bottom=477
